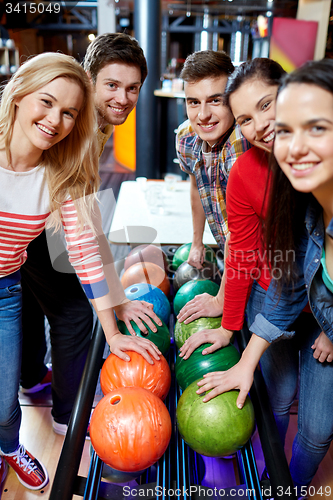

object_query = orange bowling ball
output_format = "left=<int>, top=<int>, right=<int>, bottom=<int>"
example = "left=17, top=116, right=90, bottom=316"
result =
left=124, top=244, right=169, bottom=273
left=100, top=351, right=171, bottom=401
left=121, top=261, right=170, bottom=296
left=90, top=387, right=172, bottom=472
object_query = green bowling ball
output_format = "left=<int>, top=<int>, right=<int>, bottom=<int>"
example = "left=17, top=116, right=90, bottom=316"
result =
left=173, top=279, right=220, bottom=317
left=174, top=316, right=222, bottom=350
left=175, top=342, right=240, bottom=391
left=172, top=243, right=217, bottom=271
left=117, top=318, right=170, bottom=355
left=176, top=381, right=255, bottom=457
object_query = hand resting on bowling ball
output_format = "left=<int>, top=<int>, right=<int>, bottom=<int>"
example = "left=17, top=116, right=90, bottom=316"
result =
left=177, top=292, right=223, bottom=324
left=196, top=334, right=270, bottom=408
left=107, top=332, right=161, bottom=365
left=187, top=242, right=205, bottom=269
left=196, top=360, right=254, bottom=407
left=114, top=300, right=162, bottom=335
left=179, top=325, right=233, bottom=360
left=98, top=300, right=163, bottom=365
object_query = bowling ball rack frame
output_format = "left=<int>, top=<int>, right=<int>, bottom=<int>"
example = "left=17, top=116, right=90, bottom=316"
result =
left=49, top=254, right=297, bottom=500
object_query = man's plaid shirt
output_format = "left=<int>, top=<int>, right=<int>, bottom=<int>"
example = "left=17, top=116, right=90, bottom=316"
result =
left=176, top=119, right=251, bottom=250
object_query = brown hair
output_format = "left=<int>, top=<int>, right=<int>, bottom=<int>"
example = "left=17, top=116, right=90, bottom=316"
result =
left=180, top=50, right=234, bottom=83
left=223, top=57, right=286, bottom=108
left=83, top=32, right=148, bottom=86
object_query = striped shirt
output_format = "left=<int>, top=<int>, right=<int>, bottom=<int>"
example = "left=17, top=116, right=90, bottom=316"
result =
left=0, top=164, right=108, bottom=300
left=176, top=119, right=251, bottom=249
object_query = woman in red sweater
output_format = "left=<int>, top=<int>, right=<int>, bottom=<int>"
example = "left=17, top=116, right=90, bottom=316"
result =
left=179, top=58, right=286, bottom=357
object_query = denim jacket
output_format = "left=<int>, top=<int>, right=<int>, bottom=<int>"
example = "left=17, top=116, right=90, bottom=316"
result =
left=250, top=199, right=333, bottom=344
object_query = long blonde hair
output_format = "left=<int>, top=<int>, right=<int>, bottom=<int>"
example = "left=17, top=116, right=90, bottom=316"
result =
left=0, top=52, right=99, bottom=231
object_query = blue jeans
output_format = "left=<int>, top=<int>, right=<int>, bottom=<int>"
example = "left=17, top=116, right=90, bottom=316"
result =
left=247, top=281, right=333, bottom=491
left=0, top=276, right=22, bottom=454
left=20, top=230, right=93, bottom=425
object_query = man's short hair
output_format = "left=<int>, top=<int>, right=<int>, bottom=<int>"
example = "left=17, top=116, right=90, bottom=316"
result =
left=83, top=32, right=148, bottom=85
left=180, top=50, right=234, bottom=83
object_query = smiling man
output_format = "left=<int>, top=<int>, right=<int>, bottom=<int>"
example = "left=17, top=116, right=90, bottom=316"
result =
left=176, top=50, right=251, bottom=268
left=84, top=32, right=147, bottom=148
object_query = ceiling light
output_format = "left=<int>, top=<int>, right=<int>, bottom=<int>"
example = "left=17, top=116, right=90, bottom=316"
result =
left=119, top=18, right=130, bottom=27
left=186, top=0, right=191, bottom=16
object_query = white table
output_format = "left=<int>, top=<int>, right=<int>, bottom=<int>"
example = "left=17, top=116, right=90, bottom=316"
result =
left=108, top=180, right=217, bottom=246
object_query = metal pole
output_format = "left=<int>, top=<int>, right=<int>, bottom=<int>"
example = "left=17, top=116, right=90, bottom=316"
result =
left=49, top=322, right=106, bottom=500
left=134, top=0, right=161, bottom=179
left=97, top=0, right=116, bottom=35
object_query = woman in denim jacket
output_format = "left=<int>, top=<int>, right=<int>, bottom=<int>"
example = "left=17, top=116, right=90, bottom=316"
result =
left=196, top=59, right=333, bottom=496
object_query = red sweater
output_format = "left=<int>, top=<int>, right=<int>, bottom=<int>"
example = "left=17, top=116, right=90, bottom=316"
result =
left=222, top=147, right=271, bottom=330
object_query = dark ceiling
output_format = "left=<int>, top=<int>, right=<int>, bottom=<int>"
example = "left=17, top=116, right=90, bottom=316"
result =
left=116, top=0, right=301, bottom=19
left=3, top=0, right=330, bottom=36
left=164, top=0, right=299, bottom=17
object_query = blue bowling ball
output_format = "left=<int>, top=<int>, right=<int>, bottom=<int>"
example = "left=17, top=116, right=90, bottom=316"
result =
left=124, top=283, right=171, bottom=325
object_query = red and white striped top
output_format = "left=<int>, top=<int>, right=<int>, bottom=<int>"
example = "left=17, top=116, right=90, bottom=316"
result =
left=0, top=164, right=108, bottom=299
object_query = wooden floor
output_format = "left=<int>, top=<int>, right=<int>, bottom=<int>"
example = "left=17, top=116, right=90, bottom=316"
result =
left=2, top=142, right=333, bottom=498
left=2, top=406, right=91, bottom=500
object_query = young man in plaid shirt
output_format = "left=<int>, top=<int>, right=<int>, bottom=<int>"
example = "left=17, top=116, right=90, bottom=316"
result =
left=176, top=50, right=251, bottom=322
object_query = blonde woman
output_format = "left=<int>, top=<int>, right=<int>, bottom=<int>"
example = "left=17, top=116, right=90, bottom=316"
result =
left=0, top=52, right=160, bottom=491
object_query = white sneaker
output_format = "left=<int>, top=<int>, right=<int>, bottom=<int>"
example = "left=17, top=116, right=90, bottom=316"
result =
left=52, top=421, right=68, bottom=436
left=53, top=420, right=90, bottom=440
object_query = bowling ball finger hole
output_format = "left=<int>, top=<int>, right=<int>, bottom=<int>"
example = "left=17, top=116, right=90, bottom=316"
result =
left=130, top=287, right=139, bottom=293
left=110, top=396, right=121, bottom=405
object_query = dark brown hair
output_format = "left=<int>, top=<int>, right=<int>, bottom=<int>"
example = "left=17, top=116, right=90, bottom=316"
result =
left=180, top=50, right=234, bottom=83
left=223, top=57, right=285, bottom=108
left=83, top=32, right=148, bottom=85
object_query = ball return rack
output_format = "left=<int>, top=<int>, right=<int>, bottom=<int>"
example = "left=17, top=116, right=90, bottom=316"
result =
left=49, top=314, right=297, bottom=500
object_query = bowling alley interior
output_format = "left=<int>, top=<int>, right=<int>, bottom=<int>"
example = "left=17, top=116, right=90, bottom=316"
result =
left=1, top=0, right=333, bottom=499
